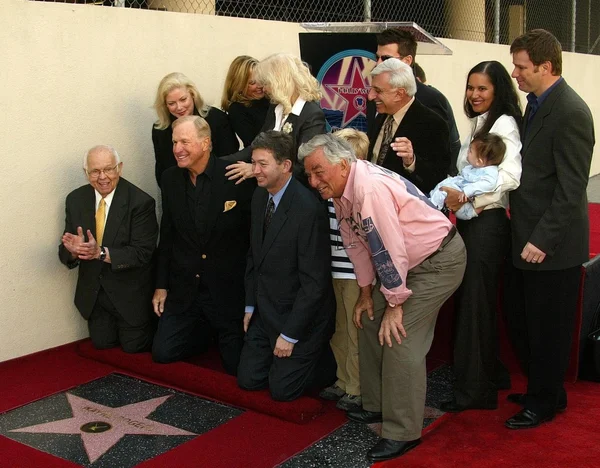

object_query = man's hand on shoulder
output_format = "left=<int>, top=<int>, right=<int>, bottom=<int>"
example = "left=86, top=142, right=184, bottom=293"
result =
left=273, top=336, right=294, bottom=358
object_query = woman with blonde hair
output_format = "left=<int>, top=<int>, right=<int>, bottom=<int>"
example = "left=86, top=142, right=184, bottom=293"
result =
left=225, top=53, right=326, bottom=187
left=152, top=72, right=238, bottom=186
left=221, top=55, right=269, bottom=148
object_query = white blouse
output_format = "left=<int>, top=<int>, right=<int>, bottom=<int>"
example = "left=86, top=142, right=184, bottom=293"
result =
left=456, top=113, right=522, bottom=210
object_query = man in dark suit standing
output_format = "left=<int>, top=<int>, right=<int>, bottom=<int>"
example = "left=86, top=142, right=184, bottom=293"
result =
left=237, top=130, right=335, bottom=401
left=59, top=145, right=158, bottom=353
left=367, top=58, right=450, bottom=195
left=505, top=29, right=595, bottom=429
left=368, top=28, right=460, bottom=174
left=152, top=116, right=253, bottom=375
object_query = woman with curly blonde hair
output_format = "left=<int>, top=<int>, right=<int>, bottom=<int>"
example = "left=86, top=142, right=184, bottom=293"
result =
left=225, top=53, right=326, bottom=187
left=152, top=72, right=238, bottom=186
left=221, top=56, right=269, bottom=148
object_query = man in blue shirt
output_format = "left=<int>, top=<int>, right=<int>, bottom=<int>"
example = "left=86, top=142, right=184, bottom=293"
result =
left=237, top=131, right=336, bottom=401
left=506, top=29, right=595, bottom=429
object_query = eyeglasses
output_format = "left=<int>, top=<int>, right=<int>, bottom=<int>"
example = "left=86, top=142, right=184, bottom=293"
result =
left=370, top=87, right=399, bottom=96
left=335, top=215, right=367, bottom=250
left=87, top=164, right=120, bottom=179
left=334, top=220, right=357, bottom=251
left=375, top=54, right=395, bottom=62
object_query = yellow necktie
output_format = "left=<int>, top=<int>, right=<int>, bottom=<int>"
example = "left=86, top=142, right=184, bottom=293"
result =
left=96, top=198, right=106, bottom=245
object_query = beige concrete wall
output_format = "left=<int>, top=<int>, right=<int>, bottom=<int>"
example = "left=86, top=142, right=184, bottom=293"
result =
left=0, top=0, right=301, bottom=362
left=445, top=0, right=486, bottom=42
left=1, top=0, right=599, bottom=361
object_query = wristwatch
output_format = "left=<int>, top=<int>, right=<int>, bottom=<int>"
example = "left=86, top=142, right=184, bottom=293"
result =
left=99, top=246, right=106, bottom=262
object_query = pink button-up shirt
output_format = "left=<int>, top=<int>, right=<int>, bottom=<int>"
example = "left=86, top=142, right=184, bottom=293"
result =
left=334, top=160, right=454, bottom=305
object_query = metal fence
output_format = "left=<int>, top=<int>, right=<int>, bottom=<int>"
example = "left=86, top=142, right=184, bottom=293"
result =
left=32, top=0, right=600, bottom=55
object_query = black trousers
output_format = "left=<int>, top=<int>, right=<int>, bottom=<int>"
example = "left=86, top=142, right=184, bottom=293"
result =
left=152, top=285, right=244, bottom=375
left=452, top=209, right=511, bottom=406
left=88, top=288, right=154, bottom=354
left=237, top=313, right=335, bottom=401
left=505, top=265, right=581, bottom=416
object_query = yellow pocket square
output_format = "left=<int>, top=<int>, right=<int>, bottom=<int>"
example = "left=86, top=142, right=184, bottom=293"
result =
left=223, top=200, right=237, bottom=212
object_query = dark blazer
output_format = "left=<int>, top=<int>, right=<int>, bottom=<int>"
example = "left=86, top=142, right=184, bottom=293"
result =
left=152, top=106, right=239, bottom=186
left=58, top=178, right=158, bottom=326
left=245, top=177, right=334, bottom=342
left=156, top=156, right=253, bottom=311
left=223, top=100, right=326, bottom=164
left=367, top=81, right=460, bottom=173
left=228, top=98, right=270, bottom=147
left=368, top=99, right=451, bottom=195
left=510, top=79, right=595, bottom=270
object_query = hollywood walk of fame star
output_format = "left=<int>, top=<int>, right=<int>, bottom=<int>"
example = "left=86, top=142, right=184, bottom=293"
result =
left=10, top=393, right=195, bottom=463
left=326, top=60, right=371, bottom=127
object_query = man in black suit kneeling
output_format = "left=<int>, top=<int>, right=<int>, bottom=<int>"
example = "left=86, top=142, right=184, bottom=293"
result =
left=237, top=130, right=335, bottom=401
left=152, top=116, right=253, bottom=374
left=59, top=145, right=158, bottom=353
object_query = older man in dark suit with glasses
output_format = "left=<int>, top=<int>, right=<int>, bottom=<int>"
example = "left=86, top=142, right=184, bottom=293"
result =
left=59, top=145, right=158, bottom=353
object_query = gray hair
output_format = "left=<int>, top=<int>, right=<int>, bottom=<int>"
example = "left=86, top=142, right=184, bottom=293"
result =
left=371, top=58, right=417, bottom=97
left=83, top=145, right=121, bottom=170
left=298, top=134, right=357, bottom=165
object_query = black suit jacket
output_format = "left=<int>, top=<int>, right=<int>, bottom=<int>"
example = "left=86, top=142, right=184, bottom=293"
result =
left=223, top=100, right=326, bottom=173
left=367, top=81, right=460, bottom=173
left=156, top=156, right=253, bottom=311
left=510, top=79, right=595, bottom=270
left=245, top=177, right=334, bottom=342
left=58, top=178, right=158, bottom=325
left=227, top=98, right=270, bottom=147
left=152, top=106, right=239, bottom=186
left=367, top=99, right=450, bottom=194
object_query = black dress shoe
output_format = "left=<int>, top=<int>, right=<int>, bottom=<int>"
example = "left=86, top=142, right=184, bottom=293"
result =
left=346, top=409, right=382, bottom=424
left=507, top=393, right=567, bottom=412
left=505, top=408, right=554, bottom=429
left=440, top=399, right=497, bottom=413
left=367, top=438, right=421, bottom=462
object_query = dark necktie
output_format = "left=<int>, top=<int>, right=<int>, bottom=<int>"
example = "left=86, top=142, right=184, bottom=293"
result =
left=263, top=197, right=275, bottom=239
left=376, top=115, right=394, bottom=166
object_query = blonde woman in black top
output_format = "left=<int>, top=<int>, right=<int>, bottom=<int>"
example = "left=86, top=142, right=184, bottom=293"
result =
left=222, top=56, right=270, bottom=148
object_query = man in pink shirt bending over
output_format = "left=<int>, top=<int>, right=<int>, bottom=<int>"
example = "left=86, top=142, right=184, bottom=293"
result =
left=299, top=134, right=466, bottom=463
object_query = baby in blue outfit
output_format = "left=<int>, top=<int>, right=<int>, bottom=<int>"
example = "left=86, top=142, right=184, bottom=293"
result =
left=430, top=133, right=506, bottom=220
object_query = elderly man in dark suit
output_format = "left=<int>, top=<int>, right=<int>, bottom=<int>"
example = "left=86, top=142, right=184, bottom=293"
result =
left=367, top=58, right=450, bottom=195
left=368, top=28, right=461, bottom=174
left=505, top=29, right=595, bottom=429
left=59, top=145, right=158, bottom=353
left=152, top=115, right=254, bottom=374
left=237, top=130, right=335, bottom=401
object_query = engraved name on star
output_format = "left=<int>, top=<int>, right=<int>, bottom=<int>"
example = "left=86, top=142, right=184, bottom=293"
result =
left=10, top=393, right=195, bottom=463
